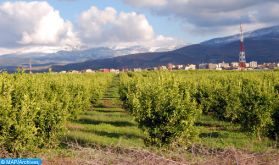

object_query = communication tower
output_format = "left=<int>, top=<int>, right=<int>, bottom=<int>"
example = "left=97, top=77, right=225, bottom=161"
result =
left=239, top=24, right=246, bottom=69
left=29, top=59, right=32, bottom=74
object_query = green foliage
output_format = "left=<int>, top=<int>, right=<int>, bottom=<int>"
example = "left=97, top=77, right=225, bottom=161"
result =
left=237, top=79, right=275, bottom=138
left=0, top=72, right=112, bottom=155
left=188, top=71, right=278, bottom=138
left=119, top=72, right=201, bottom=146
left=119, top=70, right=279, bottom=144
left=269, top=84, right=279, bottom=140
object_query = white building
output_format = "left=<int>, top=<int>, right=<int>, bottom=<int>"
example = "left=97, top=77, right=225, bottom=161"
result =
left=160, top=66, right=167, bottom=70
left=218, top=62, right=230, bottom=69
left=249, top=61, right=258, bottom=68
left=231, top=62, right=239, bottom=68
left=185, top=64, right=196, bottom=70
left=176, top=65, right=184, bottom=69
left=208, top=63, right=218, bottom=70
left=198, top=63, right=217, bottom=70
left=85, top=69, right=95, bottom=73
left=199, top=63, right=208, bottom=69
left=71, top=70, right=80, bottom=74
left=132, top=68, right=142, bottom=72
left=110, top=69, right=120, bottom=73
left=245, top=63, right=250, bottom=68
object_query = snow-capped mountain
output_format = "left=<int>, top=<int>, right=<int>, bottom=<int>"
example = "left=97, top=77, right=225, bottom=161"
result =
left=0, top=47, right=115, bottom=66
left=52, top=25, right=279, bottom=71
left=0, top=45, right=181, bottom=66
left=201, top=25, right=279, bottom=46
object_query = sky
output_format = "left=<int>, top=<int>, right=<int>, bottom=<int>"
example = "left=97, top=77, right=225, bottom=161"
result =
left=0, top=0, right=279, bottom=55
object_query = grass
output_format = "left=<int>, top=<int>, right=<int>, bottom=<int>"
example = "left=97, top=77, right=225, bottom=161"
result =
left=63, top=76, right=145, bottom=148
left=196, top=115, right=277, bottom=152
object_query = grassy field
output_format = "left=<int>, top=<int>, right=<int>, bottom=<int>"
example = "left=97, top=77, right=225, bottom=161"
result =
left=41, top=75, right=279, bottom=165
left=64, top=76, right=145, bottom=149
left=196, top=115, right=276, bottom=152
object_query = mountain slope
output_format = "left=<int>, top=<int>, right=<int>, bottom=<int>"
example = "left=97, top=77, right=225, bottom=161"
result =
left=0, top=47, right=121, bottom=66
left=0, top=45, right=176, bottom=67
left=201, top=25, right=279, bottom=45
left=52, top=25, right=279, bottom=71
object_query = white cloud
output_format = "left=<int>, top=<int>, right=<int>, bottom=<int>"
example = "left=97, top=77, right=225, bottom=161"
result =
left=78, top=6, right=155, bottom=45
left=0, top=1, right=80, bottom=52
left=77, top=6, right=183, bottom=50
left=121, top=0, right=279, bottom=36
left=122, top=0, right=167, bottom=7
left=145, top=35, right=185, bottom=51
left=0, top=2, right=184, bottom=55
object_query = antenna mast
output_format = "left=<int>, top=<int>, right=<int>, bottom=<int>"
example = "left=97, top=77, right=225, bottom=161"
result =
left=29, top=59, right=32, bottom=74
left=239, top=24, right=246, bottom=69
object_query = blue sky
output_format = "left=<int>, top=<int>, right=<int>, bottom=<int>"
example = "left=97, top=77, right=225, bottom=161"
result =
left=47, top=0, right=191, bottom=42
left=0, top=0, right=279, bottom=55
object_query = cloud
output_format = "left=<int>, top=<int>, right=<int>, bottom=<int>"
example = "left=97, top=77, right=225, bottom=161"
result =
left=0, top=1, right=184, bottom=55
left=122, top=0, right=167, bottom=7
left=0, top=1, right=80, bottom=50
left=77, top=6, right=183, bottom=49
left=121, top=0, right=279, bottom=36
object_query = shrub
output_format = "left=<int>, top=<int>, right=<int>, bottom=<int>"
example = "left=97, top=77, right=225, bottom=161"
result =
left=120, top=72, right=201, bottom=146
left=0, top=72, right=112, bottom=155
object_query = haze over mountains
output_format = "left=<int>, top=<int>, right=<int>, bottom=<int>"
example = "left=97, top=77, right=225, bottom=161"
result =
left=52, top=25, right=279, bottom=71
left=1, top=25, right=279, bottom=72
left=0, top=45, right=180, bottom=66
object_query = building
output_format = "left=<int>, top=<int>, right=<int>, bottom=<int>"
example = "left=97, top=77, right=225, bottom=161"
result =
left=264, top=63, right=277, bottom=69
left=185, top=64, right=196, bottom=70
left=245, top=63, right=250, bottom=68
left=167, top=63, right=174, bottom=70
left=249, top=61, right=258, bottom=68
left=198, top=63, right=217, bottom=70
left=175, top=65, right=184, bottom=70
left=132, top=68, right=142, bottom=72
left=152, top=67, right=158, bottom=70
left=121, top=68, right=129, bottom=72
left=84, top=69, right=95, bottom=73
left=208, top=63, right=218, bottom=70
left=109, top=69, right=120, bottom=73
left=218, top=62, right=230, bottom=69
left=71, top=70, right=80, bottom=74
left=231, top=62, right=239, bottom=68
left=160, top=66, right=167, bottom=70
left=100, top=68, right=110, bottom=73
left=198, top=63, right=208, bottom=69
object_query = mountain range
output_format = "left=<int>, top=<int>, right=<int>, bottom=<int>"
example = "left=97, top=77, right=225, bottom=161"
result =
left=1, top=25, right=279, bottom=72
left=0, top=45, right=180, bottom=72
left=0, top=46, right=173, bottom=66
left=52, top=25, right=279, bottom=71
